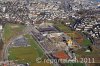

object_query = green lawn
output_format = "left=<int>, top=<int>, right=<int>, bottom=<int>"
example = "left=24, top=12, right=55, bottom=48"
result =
left=24, top=34, right=43, bottom=57
left=55, top=24, right=73, bottom=33
left=76, top=47, right=100, bottom=63
left=55, top=24, right=81, bottom=41
left=3, top=23, right=25, bottom=43
left=82, top=39, right=91, bottom=46
left=8, top=34, right=52, bottom=66
left=66, top=63, right=85, bottom=66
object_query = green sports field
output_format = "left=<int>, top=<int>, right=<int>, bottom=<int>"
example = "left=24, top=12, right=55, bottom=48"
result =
left=8, top=34, right=52, bottom=66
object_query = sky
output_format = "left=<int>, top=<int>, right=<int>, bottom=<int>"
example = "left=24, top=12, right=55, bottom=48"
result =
left=96, top=0, right=100, bottom=2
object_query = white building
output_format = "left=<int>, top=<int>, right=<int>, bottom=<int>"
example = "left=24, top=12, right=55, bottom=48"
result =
left=0, top=25, right=2, bottom=30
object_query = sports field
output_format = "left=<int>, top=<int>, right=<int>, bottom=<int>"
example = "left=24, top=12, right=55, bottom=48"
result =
left=8, top=34, right=52, bottom=66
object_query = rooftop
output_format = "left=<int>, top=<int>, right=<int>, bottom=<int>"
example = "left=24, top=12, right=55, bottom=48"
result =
left=53, top=51, right=70, bottom=59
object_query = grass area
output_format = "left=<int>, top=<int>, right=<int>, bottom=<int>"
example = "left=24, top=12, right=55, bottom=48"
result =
left=55, top=24, right=72, bottom=33
left=66, top=63, right=85, bottom=66
left=8, top=34, right=52, bottom=66
left=55, top=24, right=81, bottom=41
left=82, top=39, right=91, bottom=46
left=68, top=18, right=76, bottom=24
left=55, top=24, right=81, bottom=39
left=24, top=34, right=43, bottom=57
left=76, top=48, right=100, bottom=63
left=3, top=23, right=25, bottom=44
left=76, top=45, right=100, bottom=56
left=76, top=44, right=100, bottom=62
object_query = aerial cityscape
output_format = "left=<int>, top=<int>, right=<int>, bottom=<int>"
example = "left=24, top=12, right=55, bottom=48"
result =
left=0, top=0, right=100, bottom=66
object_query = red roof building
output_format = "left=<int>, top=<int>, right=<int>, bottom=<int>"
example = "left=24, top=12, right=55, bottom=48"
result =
left=53, top=51, right=70, bottom=59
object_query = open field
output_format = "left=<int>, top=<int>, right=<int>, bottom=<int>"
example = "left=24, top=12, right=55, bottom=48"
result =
left=0, top=40, right=4, bottom=60
left=55, top=24, right=81, bottom=39
left=55, top=24, right=72, bottom=33
left=82, top=39, right=91, bottom=46
left=66, top=63, right=85, bottom=66
left=76, top=45, right=100, bottom=63
left=3, top=23, right=25, bottom=44
left=8, top=34, right=52, bottom=66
